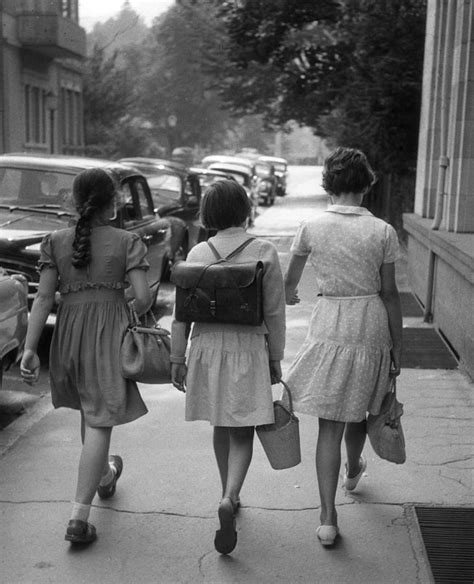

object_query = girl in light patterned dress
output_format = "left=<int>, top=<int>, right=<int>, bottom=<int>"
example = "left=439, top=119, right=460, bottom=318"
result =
left=284, top=148, right=402, bottom=546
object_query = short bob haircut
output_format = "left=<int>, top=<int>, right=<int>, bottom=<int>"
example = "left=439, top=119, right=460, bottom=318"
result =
left=200, top=179, right=251, bottom=230
left=322, top=147, right=376, bottom=196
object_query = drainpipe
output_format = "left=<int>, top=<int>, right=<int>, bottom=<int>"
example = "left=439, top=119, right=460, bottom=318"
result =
left=0, top=33, right=5, bottom=153
left=431, top=0, right=455, bottom=231
left=424, top=1, right=456, bottom=322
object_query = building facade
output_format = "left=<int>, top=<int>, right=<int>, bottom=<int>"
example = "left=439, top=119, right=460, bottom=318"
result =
left=0, top=0, right=86, bottom=155
left=403, top=0, right=474, bottom=378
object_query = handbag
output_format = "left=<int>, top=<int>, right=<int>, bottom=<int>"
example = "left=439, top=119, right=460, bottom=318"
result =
left=120, top=302, right=171, bottom=384
left=170, top=238, right=264, bottom=326
left=367, top=378, right=406, bottom=464
left=256, top=381, right=301, bottom=470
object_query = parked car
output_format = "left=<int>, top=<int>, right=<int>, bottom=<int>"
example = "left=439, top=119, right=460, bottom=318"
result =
left=200, top=154, right=255, bottom=171
left=253, top=159, right=278, bottom=206
left=0, top=154, right=175, bottom=307
left=0, top=269, right=28, bottom=386
left=258, top=155, right=288, bottom=197
left=119, top=157, right=208, bottom=264
left=190, top=167, right=235, bottom=191
left=206, top=161, right=259, bottom=225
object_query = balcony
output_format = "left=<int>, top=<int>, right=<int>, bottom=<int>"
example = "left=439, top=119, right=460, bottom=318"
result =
left=17, top=14, right=86, bottom=59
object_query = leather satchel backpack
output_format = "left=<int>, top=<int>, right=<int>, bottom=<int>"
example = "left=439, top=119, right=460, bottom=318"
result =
left=170, top=238, right=264, bottom=325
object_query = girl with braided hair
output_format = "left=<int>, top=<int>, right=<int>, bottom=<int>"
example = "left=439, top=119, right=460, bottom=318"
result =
left=20, top=167, right=152, bottom=545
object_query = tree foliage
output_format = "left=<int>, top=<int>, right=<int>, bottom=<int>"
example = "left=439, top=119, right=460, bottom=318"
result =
left=216, top=0, right=426, bottom=174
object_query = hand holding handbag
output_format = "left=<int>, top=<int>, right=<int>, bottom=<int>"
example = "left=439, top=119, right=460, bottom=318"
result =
left=367, top=378, right=406, bottom=464
left=256, top=381, right=301, bottom=470
left=120, top=302, right=171, bottom=384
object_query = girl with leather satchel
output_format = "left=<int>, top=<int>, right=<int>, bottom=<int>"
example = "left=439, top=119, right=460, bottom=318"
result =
left=284, top=148, right=403, bottom=547
left=170, top=179, right=286, bottom=556
left=20, top=168, right=152, bottom=545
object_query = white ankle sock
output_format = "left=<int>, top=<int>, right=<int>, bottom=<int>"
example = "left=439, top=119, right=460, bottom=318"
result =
left=70, top=502, right=91, bottom=522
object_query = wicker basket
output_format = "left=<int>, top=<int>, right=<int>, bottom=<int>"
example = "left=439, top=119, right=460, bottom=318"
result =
left=256, top=381, right=301, bottom=470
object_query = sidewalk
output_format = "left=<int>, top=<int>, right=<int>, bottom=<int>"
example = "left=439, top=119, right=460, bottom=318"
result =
left=1, top=239, right=473, bottom=584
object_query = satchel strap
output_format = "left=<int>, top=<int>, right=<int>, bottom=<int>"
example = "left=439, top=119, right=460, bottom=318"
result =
left=207, top=238, right=255, bottom=261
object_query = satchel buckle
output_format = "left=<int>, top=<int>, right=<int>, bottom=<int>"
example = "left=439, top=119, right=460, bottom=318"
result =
left=210, top=300, right=216, bottom=316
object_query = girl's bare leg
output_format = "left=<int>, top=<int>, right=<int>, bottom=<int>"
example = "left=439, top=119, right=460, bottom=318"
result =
left=213, top=426, right=230, bottom=496
left=74, top=423, right=112, bottom=505
left=316, top=418, right=345, bottom=525
left=344, top=419, right=367, bottom=476
left=223, top=426, right=254, bottom=503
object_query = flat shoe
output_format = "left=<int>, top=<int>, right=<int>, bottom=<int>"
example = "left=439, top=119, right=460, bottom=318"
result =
left=343, top=456, right=367, bottom=491
left=65, top=520, right=97, bottom=544
left=97, top=454, right=123, bottom=499
left=214, top=497, right=237, bottom=555
left=316, top=525, right=339, bottom=546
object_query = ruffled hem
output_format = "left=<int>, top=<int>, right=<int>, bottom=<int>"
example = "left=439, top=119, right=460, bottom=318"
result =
left=286, top=339, right=391, bottom=422
left=59, top=281, right=128, bottom=294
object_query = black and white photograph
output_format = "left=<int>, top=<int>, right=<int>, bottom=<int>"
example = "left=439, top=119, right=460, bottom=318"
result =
left=0, top=1, right=472, bottom=583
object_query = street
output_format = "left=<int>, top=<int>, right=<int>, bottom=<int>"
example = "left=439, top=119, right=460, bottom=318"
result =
left=0, top=165, right=472, bottom=584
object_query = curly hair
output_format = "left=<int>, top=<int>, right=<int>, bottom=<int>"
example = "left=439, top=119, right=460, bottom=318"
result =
left=71, top=168, right=116, bottom=269
left=200, top=179, right=251, bottom=230
left=322, top=147, right=376, bottom=196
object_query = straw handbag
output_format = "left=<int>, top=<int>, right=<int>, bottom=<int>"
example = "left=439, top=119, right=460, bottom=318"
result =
left=256, top=381, right=301, bottom=470
left=367, top=378, right=406, bottom=464
left=120, top=303, right=171, bottom=384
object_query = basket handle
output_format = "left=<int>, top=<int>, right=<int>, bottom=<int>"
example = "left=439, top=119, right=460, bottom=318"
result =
left=280, top=380, right=294, bottom=413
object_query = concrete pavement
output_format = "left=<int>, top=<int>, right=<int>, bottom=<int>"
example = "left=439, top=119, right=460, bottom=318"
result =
left=1, top=187, right=473, bottom=583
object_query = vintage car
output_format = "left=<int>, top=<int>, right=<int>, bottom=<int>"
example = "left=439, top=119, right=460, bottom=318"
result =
left=0, top=154, right=176, bottom=306
left=259, top=155, right=288, bottom=197
left=0, top=269, right=28, bottom=386
left=119, top=157, right=208, bottom=264
left=189, top=167, right=235, bottom=190
left=253, top=159, right=278, bottom=206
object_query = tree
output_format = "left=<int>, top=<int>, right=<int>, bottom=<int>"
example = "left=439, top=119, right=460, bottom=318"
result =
left=215, top=0, right=427, bottom=227
left=138, top=0, right=239, bottom=154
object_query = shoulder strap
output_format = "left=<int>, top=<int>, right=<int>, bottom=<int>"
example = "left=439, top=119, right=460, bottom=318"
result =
left=207, top=237, right=255, bottom=261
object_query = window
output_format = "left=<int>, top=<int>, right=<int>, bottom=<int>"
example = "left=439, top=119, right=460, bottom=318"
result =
left=62, top=0, right=79, bottom=21
left=60, top=87, right=83, bottom=150
left=24, top=85, right=47, bottom=146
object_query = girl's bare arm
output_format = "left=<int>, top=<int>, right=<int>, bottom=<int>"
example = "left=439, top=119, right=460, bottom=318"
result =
left=380, top=262, right=403, bottom=376
left=284, top=254, right=307, bottom=304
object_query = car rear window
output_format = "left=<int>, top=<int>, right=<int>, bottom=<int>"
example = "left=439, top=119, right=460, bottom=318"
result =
left=0, top=167, right=74, bottom=210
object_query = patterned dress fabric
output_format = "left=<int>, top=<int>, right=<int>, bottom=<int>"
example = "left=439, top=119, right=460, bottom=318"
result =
left=39, top=226, right=149, bottom=427
left=181, top=227, right=286, bottom=427
left=286, top=205, right=400, bottom=422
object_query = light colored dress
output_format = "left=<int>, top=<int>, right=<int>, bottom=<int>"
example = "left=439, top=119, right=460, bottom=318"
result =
left=286, top=205, right=400, bottom=422
left=39, top=226, right=149, bottom=427
left=178, top=227, right=286, bottom=427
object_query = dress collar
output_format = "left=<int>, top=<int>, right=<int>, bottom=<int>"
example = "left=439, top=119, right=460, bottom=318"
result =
left=326, top=204, right=373, bottom=216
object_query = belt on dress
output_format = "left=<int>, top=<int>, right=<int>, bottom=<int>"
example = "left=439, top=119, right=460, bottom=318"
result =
left=317, top=293, right=379, bottom=300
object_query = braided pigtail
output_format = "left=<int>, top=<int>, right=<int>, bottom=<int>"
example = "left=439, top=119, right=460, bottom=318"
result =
left=71, top=168, right=116, bottom=270
left=72, top=202, right=96, bottom=268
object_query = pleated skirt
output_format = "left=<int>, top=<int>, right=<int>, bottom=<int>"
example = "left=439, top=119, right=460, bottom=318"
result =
left=186, top=330, right=275, bottom=427
left=49, top=290, right=148, bottom=427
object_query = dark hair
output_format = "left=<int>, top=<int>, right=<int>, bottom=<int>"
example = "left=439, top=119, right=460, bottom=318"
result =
left=322, top=147, right=376, bottom=196
left=200, top=179, right=251, bottom=230
left=71, top=168, right=116, bottom=269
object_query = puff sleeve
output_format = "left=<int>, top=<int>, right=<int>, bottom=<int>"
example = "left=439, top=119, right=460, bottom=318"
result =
left=290, top=221, right=311, bottom=256
left=37, top=233, right=57, bottom=271
left=125, top=234, right=150, bottom=273
left=383, top=224, right=401, bottom=264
